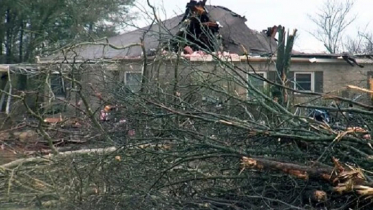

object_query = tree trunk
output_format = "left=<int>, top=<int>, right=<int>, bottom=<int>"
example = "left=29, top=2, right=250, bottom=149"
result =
left=273, top=26, right=296, bottom=106
left=0, top=9, right=5, bottom=64
left=5, top=9, right=12, bottom=64
left=19, top=20, right=24, bottom=63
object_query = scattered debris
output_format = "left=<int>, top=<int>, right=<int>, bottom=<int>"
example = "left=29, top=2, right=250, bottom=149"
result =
left=341, top=52, right=364, bottom=68
left=263, top=25, right=279, bottom=40
left=44, top=113, right=63, bottom=124
left=184, top=46, right=194, bottom=54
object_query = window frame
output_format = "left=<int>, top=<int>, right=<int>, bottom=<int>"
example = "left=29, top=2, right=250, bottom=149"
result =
left=246, top=71, right=267, bottom=100
left=49, top=72, right=69, bottom=99
left=43, top=72, right=71, bottom=114
left=247, top=71, right=268, bottom=90
left=124, top=71, right=143, bottom=93
left=294, top=72, right=315, bottom=92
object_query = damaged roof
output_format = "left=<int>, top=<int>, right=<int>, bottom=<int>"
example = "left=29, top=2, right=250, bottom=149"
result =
left=43, top=5, right=277, bottom=61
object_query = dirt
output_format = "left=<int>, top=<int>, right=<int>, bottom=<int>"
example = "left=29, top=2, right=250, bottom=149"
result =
left=0, top=149, right=24, bottom=165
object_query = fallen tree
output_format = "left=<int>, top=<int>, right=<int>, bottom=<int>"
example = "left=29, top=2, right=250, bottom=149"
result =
left=241, top=156, right=373, bottom=197
left=0, top=1, right=373, bottom=209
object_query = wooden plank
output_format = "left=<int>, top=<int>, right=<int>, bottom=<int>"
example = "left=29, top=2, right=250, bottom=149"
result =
left=347, top=85, right=373, bottom=94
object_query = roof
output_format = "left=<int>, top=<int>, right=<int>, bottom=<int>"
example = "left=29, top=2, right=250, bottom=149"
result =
left=42, top=5, right=276, bottom=62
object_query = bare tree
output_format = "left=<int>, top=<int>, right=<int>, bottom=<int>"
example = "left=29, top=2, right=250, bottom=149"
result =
left=308, top=0, right=357, bottom=54
left=346, top=28, right=373, bottom=54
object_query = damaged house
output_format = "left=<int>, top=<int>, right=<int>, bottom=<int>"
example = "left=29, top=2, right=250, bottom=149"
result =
left=0, top=1, right=277, bottom=114
left=1, top=1, right=373, bottom=116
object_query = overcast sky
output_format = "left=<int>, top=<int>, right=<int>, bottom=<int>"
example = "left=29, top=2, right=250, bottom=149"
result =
left=131, top=0, right=373, bottom=53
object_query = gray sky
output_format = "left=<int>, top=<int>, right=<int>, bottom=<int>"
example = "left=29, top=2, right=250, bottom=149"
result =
left=132, top=0, right=373, bottom=53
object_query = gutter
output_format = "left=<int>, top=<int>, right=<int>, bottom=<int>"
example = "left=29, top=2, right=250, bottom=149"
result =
left=20, top=56, right=373, bottom=65
left=241, top=56, right=373, bottom=64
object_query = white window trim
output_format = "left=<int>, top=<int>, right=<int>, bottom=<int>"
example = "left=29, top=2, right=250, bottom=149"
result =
left=294, top=72, right=315, bottom=92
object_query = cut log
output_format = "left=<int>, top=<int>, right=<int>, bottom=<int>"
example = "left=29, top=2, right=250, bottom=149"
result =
left=241, top=156, right=333, bottom=181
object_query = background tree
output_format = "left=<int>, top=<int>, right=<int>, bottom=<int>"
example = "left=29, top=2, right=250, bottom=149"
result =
left=308, top=0, right=356, bottom=54
left=346, top=28, right=373, bottom=54
left=0, top=0, right=136, bottom=64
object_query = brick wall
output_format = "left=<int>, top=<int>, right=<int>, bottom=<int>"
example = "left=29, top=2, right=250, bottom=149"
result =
left=40, top=58, right=372, bottom=117
left=117, top=59, right=373, bottom=104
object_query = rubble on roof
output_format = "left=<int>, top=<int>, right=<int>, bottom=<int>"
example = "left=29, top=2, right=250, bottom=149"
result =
left=341, top=52, right=364, bottom=68
left=263, top=25, right=279, bottom=41
left=169, top=0, right=222, bottom=53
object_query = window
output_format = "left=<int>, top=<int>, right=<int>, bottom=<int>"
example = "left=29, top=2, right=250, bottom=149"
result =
left=45, top=73, right=71, bottom=114
left=248, top=72, right=267, bottom=90
left=124, top=72, right=142, bottom=92
left=294, top=72, right=314, bottom=92
left=50, top=73, right=68, bottom=98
